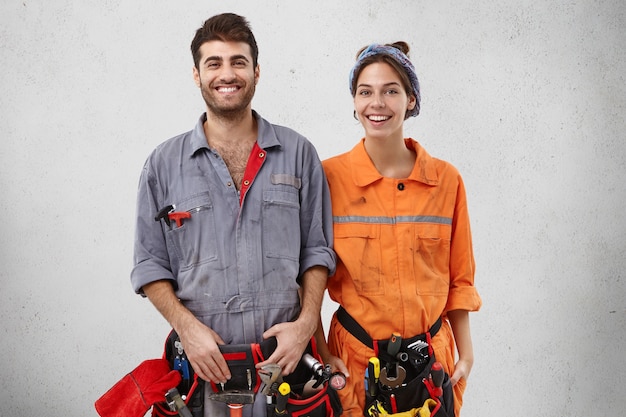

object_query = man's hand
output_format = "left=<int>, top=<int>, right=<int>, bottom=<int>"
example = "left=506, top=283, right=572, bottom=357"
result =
left=256, top=320, right=312, bottom=375
left=256, top=266, right=328, bottom=374
left=178, top=320, right=231, bottom=384
left=141, top=280, right=231, bottom=384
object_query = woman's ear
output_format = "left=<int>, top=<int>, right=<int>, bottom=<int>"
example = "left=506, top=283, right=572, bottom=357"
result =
left=407, top=94, right=417, bottom=111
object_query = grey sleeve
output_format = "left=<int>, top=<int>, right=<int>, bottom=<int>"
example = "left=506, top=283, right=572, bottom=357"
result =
left=130, top=160, right=176, bottom=294
left=297, top=144, right=337, bottom=280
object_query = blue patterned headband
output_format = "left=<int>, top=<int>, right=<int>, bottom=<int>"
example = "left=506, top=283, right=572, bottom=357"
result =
left=349, top=44, right=421, bottom=117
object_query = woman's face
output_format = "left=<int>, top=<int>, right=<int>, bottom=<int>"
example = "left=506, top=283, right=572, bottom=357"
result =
left=353, top=62, right=416, bottom=141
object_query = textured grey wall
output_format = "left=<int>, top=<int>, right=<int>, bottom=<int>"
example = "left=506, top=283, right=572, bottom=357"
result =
left=1, top=1, right=624, bottom=416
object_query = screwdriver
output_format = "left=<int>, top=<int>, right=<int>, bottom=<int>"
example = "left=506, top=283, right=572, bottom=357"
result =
left=387, top=333, right=402, bottom=357
left=367, top=357, right=380, bottom=397
left=275, top=382, right=290, bottom=415
left=390, top=393, right=398, bottom=413
left=430, top=361, right=444, bottom=398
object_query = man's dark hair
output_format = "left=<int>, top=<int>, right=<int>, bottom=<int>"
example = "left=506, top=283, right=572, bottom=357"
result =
left=191, top=13, right=259, bottom=69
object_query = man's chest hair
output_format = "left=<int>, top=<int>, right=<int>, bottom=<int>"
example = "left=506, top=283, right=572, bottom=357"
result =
left=213, top=141, right=254, bottom=190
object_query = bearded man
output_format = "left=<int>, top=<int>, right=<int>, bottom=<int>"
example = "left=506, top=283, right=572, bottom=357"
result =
left=131, top=13, right=336, bottom=417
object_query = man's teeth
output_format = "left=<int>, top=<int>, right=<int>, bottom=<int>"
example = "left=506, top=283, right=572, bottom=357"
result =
left=219, top=87, right=238, bottom=93
left=369, top=115, right=390, bottom=122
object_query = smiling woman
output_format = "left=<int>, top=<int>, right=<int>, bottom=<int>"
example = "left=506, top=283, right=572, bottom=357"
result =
left=316, top=41, right=482, bottom=417
left=353, top=62, right=416, bottom=168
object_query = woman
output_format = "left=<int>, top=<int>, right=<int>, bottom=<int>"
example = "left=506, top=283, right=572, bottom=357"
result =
left=318, top=42, right=482, bottom=417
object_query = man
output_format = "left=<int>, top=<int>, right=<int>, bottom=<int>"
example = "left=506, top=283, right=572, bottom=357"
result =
left=131, top=13, right=336, bottom=416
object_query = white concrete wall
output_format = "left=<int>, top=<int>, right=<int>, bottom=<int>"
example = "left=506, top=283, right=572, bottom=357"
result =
left=1, top=1, right=624, bottom=415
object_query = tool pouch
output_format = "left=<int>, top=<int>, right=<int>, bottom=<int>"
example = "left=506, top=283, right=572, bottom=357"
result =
left=151, top=330, right=205, bottom=417
left=282, top=382, right=343, bottom=417
left=366, top=398, right=441, bottom=417
left=151, top=330, right=278, bottom=416
left=269, top=338, right=343, bottom=417
left=335, top=307, right=453, bottom=417
left=364, top=354, right=454, bottom=417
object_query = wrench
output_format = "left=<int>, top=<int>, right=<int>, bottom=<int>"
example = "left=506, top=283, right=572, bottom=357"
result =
left=379, top=363, right=406, bottom=389
left=258, top=364, right=283, bottom=396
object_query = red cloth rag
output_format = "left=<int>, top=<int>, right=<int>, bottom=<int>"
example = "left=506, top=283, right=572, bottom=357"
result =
left=95, top=359, right=182, bottom=417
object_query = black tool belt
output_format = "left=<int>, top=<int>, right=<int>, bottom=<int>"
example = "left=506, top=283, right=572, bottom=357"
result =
left=336, top=306, right=454, bottom=417
left=152, top=330, right=342, bottom=417
left=337, top=306, right=441, bottom=356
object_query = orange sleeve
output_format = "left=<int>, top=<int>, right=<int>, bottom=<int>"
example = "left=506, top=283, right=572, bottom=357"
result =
left=445, top=173, right=481, bottom=313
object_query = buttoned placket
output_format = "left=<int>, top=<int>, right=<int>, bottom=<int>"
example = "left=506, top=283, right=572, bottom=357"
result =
left=202, top=143, right=268, bottom=340
left=237, top=145, right=267, bottom=340
left=239, top=148, right=266, bottom=206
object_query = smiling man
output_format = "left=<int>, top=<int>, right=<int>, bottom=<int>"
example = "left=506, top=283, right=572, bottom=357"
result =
left=193, top=40, right=258, bottom=118
left=131, top=13, right=336, bottom=417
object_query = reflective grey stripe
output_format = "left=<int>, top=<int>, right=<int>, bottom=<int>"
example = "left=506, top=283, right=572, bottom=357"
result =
left=333, top=215, right=452, bottom=225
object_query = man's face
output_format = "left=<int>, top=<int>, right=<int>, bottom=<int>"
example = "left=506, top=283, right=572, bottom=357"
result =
left=193, top=40, right=259, bottom=119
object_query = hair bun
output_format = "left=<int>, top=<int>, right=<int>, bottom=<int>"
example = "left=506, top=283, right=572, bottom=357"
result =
left=388, top=41, right=410, bottom=56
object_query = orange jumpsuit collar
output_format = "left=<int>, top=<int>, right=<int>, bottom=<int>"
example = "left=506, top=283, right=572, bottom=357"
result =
left=349, top=138, right=439, bottom=187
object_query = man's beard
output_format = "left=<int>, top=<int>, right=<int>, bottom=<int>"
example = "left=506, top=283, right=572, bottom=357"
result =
left=201, top=81, right=256, bottom=121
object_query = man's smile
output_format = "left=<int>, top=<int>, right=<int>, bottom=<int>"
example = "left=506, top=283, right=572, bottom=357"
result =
left=216, top=86, right=240, bottom=93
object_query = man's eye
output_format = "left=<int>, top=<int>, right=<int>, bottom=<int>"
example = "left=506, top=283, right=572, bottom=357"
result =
left=233, top=61, right=246, bottom=67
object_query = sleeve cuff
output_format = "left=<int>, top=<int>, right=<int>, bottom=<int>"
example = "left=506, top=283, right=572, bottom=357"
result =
left=445, top=286, right=482, bottom=313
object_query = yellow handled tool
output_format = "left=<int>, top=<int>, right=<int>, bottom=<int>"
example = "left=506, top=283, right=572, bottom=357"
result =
left=368, top=357, right=380, bottom=397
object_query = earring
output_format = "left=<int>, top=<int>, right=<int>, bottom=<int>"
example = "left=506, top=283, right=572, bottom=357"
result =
left=353, top=110, right=358, bottom=120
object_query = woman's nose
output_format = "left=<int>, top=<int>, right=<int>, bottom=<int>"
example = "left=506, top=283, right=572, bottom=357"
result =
left=372, top=93, right=385, bottom=107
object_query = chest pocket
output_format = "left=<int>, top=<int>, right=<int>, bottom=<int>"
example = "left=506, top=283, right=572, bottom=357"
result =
left=413, top=223, right=451, bottom=296
left=166, top=192, right=218, bottom=270
left=262, top=187, right=301, bottom=262
left=334, top=222, right=384, bottom=295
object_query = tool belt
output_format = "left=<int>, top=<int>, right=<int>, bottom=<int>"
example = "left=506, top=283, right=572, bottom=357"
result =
left=151, top=329, right=342, bottom=417
left=336, top=307, right=454, bottom=417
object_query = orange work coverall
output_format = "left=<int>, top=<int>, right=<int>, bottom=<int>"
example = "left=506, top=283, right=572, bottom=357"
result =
left=322, top=139, right=482, bottom=417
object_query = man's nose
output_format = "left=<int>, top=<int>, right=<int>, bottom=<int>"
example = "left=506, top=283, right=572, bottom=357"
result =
left=218, top=65, right=237, bottom=82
